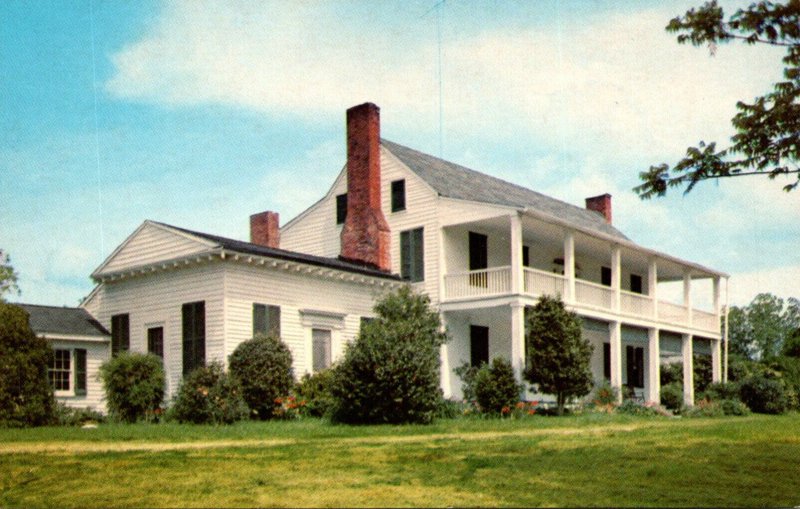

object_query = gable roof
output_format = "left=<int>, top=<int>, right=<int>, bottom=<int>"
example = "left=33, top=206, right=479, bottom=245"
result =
left=151, top=222, right=401, bottom=280
left=381, top=139, right=629, bottom=241
left=18, top=304, right=110, bottom=338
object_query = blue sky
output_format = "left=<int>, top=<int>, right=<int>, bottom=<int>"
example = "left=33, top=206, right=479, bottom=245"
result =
left=1, top=0, right=797, bottom=307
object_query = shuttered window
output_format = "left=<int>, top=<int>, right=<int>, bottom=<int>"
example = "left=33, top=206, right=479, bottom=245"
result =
left=111, top=314, right=129, bottom=357
left=74, top=349, right=87, bottom=396
left=626, top=345, right=644, bottom=388
left=182, top=301, right=205, bottom=376
left=336, top=193, right=347, bottom=224
left=400, top=228, right=424, bottom=282
left=49, top=349, right=71, bottom=391
left=391, top=179, right=406, bottom=212
left=253, top=304, right=281, bottom=337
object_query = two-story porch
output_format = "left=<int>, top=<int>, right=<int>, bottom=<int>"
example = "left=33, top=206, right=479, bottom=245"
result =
left=438, top=210, right=727, bottom=405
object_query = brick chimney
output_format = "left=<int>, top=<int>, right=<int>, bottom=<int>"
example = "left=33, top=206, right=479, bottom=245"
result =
left=250, top=211, right=280, bottom=249
left=585, top=194, right=612, bottom=224
left=340, top=103, right=391, bottom=271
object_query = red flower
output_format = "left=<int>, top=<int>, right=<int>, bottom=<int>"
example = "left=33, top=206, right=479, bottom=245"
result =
left=501, top=406, right=511, bottom=415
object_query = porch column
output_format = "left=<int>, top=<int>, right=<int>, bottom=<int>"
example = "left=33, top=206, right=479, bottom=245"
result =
left=646, top=328, right=660, bottom=404
left=510, top=302, right=526, bottom=385
left=648, top=258, right=659, bottom=319
left=682, top=333, right=694, bottom=406
left=609, top=320, right=623, bottom=403
left=439, top=313, right=451, bottom=398
left=564, top=231, right=575, bottom=303
left=712, top=276, right=721, bottom=319
left=683, top=271, right=693, bottom=327
left=711, top=338, right=722, bottom=383
left=611, top=245, right=621, bottom=312
left=510, top=213, right=523, bottom=295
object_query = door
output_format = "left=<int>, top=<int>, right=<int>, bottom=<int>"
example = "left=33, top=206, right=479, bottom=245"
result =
left=470, top=325, right=489, bottom=367
left=469, top=232, right=488, bottom=287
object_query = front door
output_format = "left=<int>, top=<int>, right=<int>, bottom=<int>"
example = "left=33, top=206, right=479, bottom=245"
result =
left=470, top=325, right=489, bottom=367
left=469, top=232, right=488, bottom=287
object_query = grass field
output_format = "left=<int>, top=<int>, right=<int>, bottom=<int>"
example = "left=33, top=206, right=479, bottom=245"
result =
left=1, top=413, right=799, bottom=507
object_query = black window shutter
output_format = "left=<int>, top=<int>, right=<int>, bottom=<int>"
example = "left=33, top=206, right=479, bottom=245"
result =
left=268, top=305, right=281, bottom=338
left=413, top=228, right=424, bottom=281
left=111, top=314, right=130, bottom=357
left=75, top=349, right=87, bottom=396
left=626, top=345, right=635, bottom=387
left=336, top=194, right=347, bottom=224
left=603, top=343, right=611, bottom=380
left=636, top=347, right=645, bottom=388
left=522, top=245, right=530, bottom=267
left=400, top=230, right=411, bottom=280
left=391, top=179, right=406, bottom=212
left=470, top=326, right=489, bottom=367
left=253, top=304, right=267, bottom=335
left=182, top=301, right=205, bottom=376
left=601, top=267, right=612, bottom=287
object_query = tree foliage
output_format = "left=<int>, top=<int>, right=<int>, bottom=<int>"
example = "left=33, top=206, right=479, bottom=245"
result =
left=228, top=334, right=294, bottom=420
left=727, top=293, right=800, bottom=360
left=0, top=249, right=20, bottom=301
left=472, top=358, right=522, bottom=415
left=169, top=362, right=248, bottom=425
left=99, top=353, right=165, bottom=423
left=524, top=295, right=593, bottom=415
left=329, top=287, right=448, bottom=425
left=0, top=302, right=55, bottom=427
left=635, top=1, right=800, bottom=198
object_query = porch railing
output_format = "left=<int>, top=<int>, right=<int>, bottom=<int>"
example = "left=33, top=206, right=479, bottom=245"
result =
left=621, top=290, right=654, bottom=318
left=575, top=279, right=614, bottom=311
left=658, top=301, right=689, bottom=326
left=693, top=309, right=719, bottom=333
left=443, top=266, right=511, bottom=299
left=523, top=267, right=566, bottom=297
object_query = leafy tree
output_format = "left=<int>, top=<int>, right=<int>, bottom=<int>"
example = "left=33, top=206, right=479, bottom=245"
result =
left=0, top=302, right=55, bottom=427
left=329, top=287, right=448, bottom=424
left=727, top=293, right=799, bottom=360
left=635, top=1, right=800, bottom=198
left=0, top=249, right=20, bottom=301
left=524, top=295, right=593, bottom=415
left=228, top=334, right=294, bottom=420
left=99, top=353, right=165, bottom=423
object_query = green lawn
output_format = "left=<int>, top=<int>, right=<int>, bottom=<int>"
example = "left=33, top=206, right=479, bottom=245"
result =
left=1, top=413, right=799, bottom=507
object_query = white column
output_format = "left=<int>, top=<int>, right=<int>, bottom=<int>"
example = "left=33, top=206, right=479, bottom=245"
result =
left=510, top=302, right=526, bottom=387
left=724, top=276, right=730, bottom=383
left=611, top=245, right=621, bottom=312
left=439, top=313, right=451, bottom=398
left=711, top=338, right=722, bottom=383
left=438, top=227, right=448, bottom=304
left=510, top=213, right=523, bottom=295
left=564, top=231, right=575, bottom=303
left=646, top=328, right=660, bottom=404
left=712, top=276, right=721, bottom=318
left=609, top=320, right=623, bottom=403
left=648, top=258, right=659, bottom=319
left=682, top=333, right=694, bottom=406
left=683, top=271, right=693, bottom=327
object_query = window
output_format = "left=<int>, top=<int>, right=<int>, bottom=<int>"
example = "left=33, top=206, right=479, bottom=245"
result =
left=400, top=227, right=424, bottom=282
left=182, top=301, right=205, bottom=376
left=522, top=245, right=530, bottom=267
left=603, top=342, right=610, bottom=380
left=148, top=327, right=164, bottom=358
left=312, top=328, right=331, bottom=372
left=50, top=349, right=71, bottom=391
left=253, top=304, right=281, bottom=337
left=470, top=326, right=489, bottom=367
left=74, top=349, right=87, bottom=396
left=111, top=314, right=129, bottom=357
left=391, top=179, right=406, bottom=212
left=630, top=274, right=643, bottom=294
left=601, top=267, right=611, bottom=287
left=336, top=193, right=347, bottom=224
left=626, top=345, right=644, bottom=388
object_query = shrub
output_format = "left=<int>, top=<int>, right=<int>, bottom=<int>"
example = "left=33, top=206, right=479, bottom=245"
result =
left=329, top=287, right=448, bottom=425
left=99, top=352, right=165, bottom=423
left=718, top=399, right=750, bottom=416
left=169, top=362, right=248, bottom=424
left=683, top=399, right=725, bottom=418
left=228, top=334, right=293, bottom=419
left=294, top=369, right=335, bottom=418
left=616, top=400, right=666, bottom=416
left=0, top=303, right=56, bottom=427
left=472, top=358, right=522, bottom=415
left=739, top=374, right=789, bottom=414
left=453, top=362, right=480, bottom=404
left=54, top=403, right=106, bottom=426
left=660, top=382, right=684, bottom=411
left=436, top=399, right=464, bottom=419
left=768, top=356, right=800, bottom=410
left=702, top=381, right=741, bottom=402
left=592, top=381, right=619, bottom=410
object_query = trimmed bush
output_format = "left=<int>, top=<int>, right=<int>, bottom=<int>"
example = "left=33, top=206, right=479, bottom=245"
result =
left=453, top=362, right=480, bottom=404
left=683, top=399, right=725, bottom=418
left=473, top=358, right=521, bottom=415
left=54, top=403, right=106, bottom=426
left=0, top=303, right=55, bottom=427
left=294, top=369, right=335, bottom=418
left=739, top=374, right=789, bottom=414
left=329, top=287, right=448, bottom=425
left=592, top=381, right=619, bottom=407
left=702, top=381, right=741, bottom=402
left=718, top=399, right=750, bottom=416
left=169, top=362, right=248, bottom=424
left=100, top=352, right=165, bottom=423
left=660, top=382, right=684, bottom=411
left=229, top=334, right=293, bottom=419
left=616, top=400, right=666, bottom=416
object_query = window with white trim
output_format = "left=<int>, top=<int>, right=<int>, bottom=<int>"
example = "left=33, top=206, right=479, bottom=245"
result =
left=49, top=348, right=87, bottom=396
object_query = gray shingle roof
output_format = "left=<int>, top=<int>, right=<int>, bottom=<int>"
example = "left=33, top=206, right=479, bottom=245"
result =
left=381, top=139, right=629, bottom=241
left=18, top=304, right=110, bottom=337
left=153, top=222, right=401, bottom=281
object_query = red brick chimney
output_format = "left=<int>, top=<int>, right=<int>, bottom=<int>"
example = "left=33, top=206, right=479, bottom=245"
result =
left=340, top=103, right=391, bottom=271
left=585, top=194, right=612, bottom=224
left=250, top=211, right=280, bottom=249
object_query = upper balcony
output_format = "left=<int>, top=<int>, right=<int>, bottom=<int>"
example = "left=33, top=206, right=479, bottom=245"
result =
left=440, top=212, right=724, bottom=336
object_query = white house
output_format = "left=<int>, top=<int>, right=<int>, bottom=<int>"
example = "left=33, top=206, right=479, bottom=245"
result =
left=20, top=304, right=110, bottom=412
left=76, top=102, right=725, bottom=407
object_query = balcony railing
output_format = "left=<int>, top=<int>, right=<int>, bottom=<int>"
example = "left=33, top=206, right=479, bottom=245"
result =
left=443, top=266, right=719, bottom=334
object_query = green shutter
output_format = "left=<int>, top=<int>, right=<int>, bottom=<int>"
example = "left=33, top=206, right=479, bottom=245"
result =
left=268, top=305, right=281, bottom=338
left=253, top=303, right=267, bottom=335
left=413, top=228, right=424, bottom=282
left=183, top=301, right=205, bottom=376
left=75, top=349, right=87, bottom=396
left=400, top=230, right=411, bottom=280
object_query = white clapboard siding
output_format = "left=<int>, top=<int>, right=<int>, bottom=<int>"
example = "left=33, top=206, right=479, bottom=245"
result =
left=99, top=222, right=214, bottom=274
left=89, top=263, right=226, bottom=399
left=222, top=263, right=384, bottom=378
left=49, top=339, right=109, bottom=413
